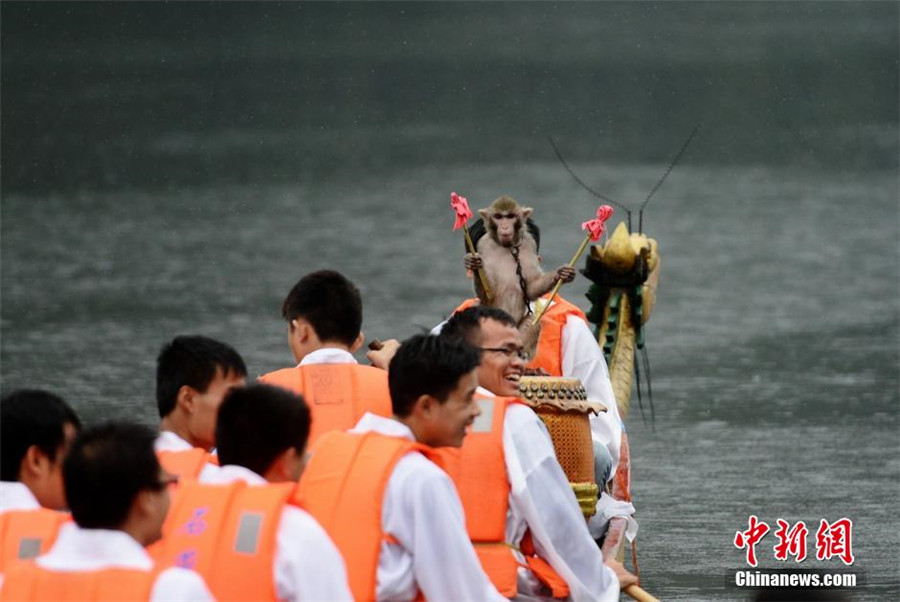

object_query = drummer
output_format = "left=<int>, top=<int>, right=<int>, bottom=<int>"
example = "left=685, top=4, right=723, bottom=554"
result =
left=439, top=305, right=637, bottom=601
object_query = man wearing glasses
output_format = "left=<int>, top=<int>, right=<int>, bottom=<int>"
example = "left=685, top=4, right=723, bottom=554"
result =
left=439, top=306, right=636, bottom=602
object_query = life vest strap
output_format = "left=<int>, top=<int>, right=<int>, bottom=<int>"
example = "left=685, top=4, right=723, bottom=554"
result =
left=519, top=531, right=571, bottom=598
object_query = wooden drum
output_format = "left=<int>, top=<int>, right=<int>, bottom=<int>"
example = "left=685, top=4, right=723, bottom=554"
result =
left=517, top=376, right=606, bottom=518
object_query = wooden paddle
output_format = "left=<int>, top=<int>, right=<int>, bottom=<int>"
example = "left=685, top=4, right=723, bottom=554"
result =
left=624, top=584, right=659, bottom=602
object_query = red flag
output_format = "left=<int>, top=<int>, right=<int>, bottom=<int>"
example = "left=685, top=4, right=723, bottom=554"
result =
left=450, top=192, right=473, bottom=230
left=581, top=205, right=614, bottom=241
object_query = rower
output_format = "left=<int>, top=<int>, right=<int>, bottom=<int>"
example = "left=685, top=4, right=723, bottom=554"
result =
left=259, top=270, right=393, bottom=443
left=154, top=335, right=247, bottom=479
left=0, top=390, right=80, bottom=573
left=152, top=384, right=352, bottom=602
left=439, top=306, right=638, bottom=601
left=1, top=422, right=213, bottom=601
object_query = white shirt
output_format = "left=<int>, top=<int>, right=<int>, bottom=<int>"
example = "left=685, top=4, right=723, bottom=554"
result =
left=200, top=465, right=352, bottom=602
left=349, top=413, right=506, bottom=602
left=484, top=388, right=619, bottom=602
left=559, top=312, right=624, bottom=474
left=298, top=347, right=357, bottom=366
left=154, top=431, right=219, bottom=480
left=12, top=525, right=214, bottom=602
left=0, top=481, right=41, bottom=513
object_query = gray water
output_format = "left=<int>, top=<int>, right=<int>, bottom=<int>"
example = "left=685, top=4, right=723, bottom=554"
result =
left=2, top=3, right=898, bottom=600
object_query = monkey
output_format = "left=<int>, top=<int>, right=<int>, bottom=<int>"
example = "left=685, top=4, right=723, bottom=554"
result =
left=463, top=196, right=576, bottom=355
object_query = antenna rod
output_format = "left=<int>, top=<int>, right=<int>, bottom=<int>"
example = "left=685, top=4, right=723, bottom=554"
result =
left=548, top=137, right=632, bottom=222
left=639, top=124, right=700, bottom=214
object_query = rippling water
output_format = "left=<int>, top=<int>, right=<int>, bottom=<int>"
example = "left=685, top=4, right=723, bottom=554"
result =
left=2, top=3, right=897, bottom=600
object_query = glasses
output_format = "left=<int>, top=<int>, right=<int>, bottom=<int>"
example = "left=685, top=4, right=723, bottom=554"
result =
left=479, top=346, right=530, bottom=361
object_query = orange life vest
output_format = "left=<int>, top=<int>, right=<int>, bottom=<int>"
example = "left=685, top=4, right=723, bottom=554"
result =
left=294, top=430, right=439, bottom=602
left=452, top=296, right=587, bottom=377
left=150, top=480, right=294, bottom=601
left=259, top=364, right=393, bottom=443
left=0, top=509, right=70, bottom=573
left=156, top=448, right=218, bottom=481
left=435, top=396, right=570, bottom=599
left=0, top=563, right=159, bottom=601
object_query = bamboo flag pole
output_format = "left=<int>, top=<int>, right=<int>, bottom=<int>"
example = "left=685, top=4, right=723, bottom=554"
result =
left=463, top=224, right=492, bottom=304
left=531, top=205, right=613, bottom=326
left=451, top=192, right=492, bottom=303
left=531, top=233, right=591, bottom=326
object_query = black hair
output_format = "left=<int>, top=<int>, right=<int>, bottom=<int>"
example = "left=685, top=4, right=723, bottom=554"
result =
left=215, top=384, right=311, bottom=477
left=1, top=389, right=81, bottom=482
left=64, top=422, right=162, bottom=529
left=281, top=270, right=362, bottom=347
left=467, top=216, right=541, bottom=252
left=156, top=335, right=247, bottom=418
left=440, top=305, right=518, bottom=347
left=388, top=334, right=481, bottom=418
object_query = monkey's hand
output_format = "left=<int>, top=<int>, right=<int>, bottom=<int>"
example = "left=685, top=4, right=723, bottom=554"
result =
left=554, top=265, right=576, bottom=283
left=464, top=253, right=483, bottom=271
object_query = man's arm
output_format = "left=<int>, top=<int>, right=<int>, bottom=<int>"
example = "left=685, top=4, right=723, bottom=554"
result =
left=276, top=506, right=353, bottom=602
left=503, top=404, right=627, bottom=602
left=387, top=455, right=507, bottom=602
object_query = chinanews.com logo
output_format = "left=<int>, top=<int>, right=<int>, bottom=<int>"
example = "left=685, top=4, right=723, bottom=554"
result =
left=729, top=516, right=864, bottom=593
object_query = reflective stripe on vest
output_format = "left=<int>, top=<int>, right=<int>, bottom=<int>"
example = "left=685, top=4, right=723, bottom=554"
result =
left=259, top=364, right=393, bottom=443
left=156, top=448, right=217, bottom=481
left=150, top=480, right=293, bottom=601
left=451, top=297, right=587, bottom=377
left=0, top=564, right=159, bottom=601
left=295, top=431, right=438, bottom=602
left=0, top=509, right=70, bottom=573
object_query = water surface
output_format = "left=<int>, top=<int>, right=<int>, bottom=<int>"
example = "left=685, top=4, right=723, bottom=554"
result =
left=2, top=3, right=897, bottom=599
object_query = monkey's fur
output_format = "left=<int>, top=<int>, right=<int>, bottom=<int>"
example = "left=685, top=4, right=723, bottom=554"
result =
left=464, top=196, right=575, bottom=357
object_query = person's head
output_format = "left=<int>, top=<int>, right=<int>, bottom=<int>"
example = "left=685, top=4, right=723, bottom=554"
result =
left=441, top=306, right=528, bottom=398
left=0, top=389, right=81, bottom=510
left=215, top=384, right=311, bottom=483
left=64, top=422, right=175, bottom=546
left=281, top=270, right=364, bottom=361
left=388, top=334, right=482, bottom=448
left=156, top=335, right=247, bottom=450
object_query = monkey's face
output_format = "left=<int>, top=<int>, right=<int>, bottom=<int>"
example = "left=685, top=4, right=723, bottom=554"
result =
left=491, top=212, right=522, bottom=247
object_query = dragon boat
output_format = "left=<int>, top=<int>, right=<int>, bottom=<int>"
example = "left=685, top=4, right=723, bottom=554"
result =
left=587, top=221, right=660, bottom=599
left=511, top=220, right=660, bottom=601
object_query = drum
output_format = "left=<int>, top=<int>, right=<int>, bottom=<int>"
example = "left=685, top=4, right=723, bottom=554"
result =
left=517, top=376, right=606, bottom=518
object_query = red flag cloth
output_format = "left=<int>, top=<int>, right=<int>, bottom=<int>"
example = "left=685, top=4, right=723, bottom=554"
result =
left=450, top=192, right=473, bottom=230
left=581, top=205, right=614, bottom=242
